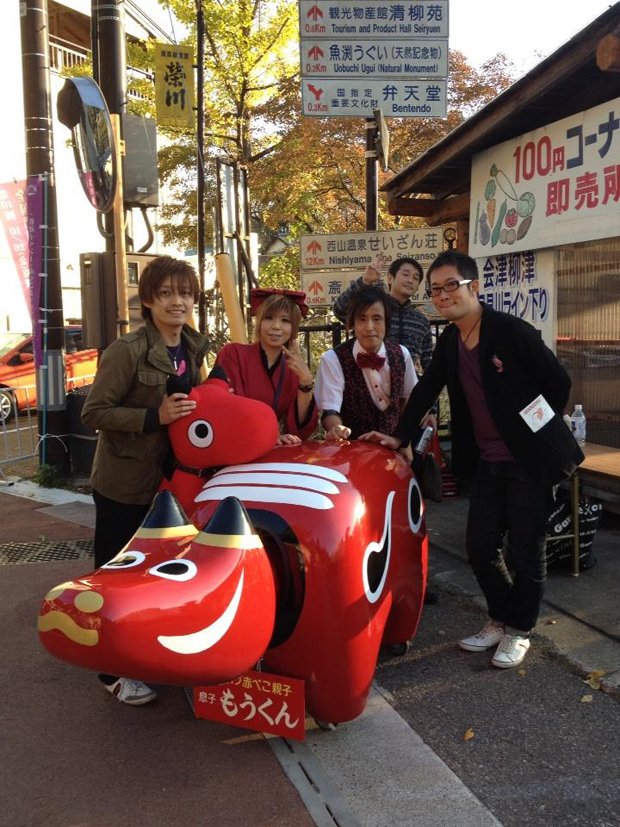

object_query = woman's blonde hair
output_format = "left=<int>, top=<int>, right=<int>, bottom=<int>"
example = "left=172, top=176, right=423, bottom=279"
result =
left=253, top=294, right=302, bottom=344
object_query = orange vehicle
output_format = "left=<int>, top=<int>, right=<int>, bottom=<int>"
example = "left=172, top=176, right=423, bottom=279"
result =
left=0, top=327, right=98, bottom=423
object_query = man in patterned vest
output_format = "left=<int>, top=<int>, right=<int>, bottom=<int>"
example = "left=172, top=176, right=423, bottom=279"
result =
left=315, top=287, right=417, bottom=441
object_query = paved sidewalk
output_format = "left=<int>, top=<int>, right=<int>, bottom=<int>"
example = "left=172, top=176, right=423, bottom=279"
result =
left=425, top=496, right=620, bottom=694
left=0, top=482, right=316, bottom=827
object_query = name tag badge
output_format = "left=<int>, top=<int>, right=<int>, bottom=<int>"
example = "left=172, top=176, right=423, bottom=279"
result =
left=519, top=394, right=554, bottom=433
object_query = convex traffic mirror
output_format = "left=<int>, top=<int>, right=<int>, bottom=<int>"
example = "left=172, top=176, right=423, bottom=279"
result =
left=57, top=77, right=116, bottom=213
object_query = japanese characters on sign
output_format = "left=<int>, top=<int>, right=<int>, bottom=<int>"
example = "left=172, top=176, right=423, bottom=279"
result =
left=301, top=77, right=446, bottom=117
left=469, top=96, right=620, bottom=258
left=299, top=1, right=449, bottom=118
left=301, top=39, right=448, bottom=78
left=193, top=669, right=306, bottom=742
left=155, top=42, right=195, bottom=129
left=298, top=1, right=449, bottom=38
left=301, top=270, right=365, bottom=306
left=475, top=249, right=554, bottom=347
left=302, top=78, right=446, bottom=117
left=0, top=180, right=31, bottom=317
left=300, top=228, right=445, bottom=306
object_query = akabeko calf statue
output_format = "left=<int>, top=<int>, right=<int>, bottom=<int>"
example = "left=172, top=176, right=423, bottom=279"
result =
left=38, top=377, right=428, bottom=725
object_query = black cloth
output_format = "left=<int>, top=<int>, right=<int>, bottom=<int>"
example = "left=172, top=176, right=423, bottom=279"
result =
left=466, top=460, right=552, bottom=632
left=394, top=303, right=584, bottom=486
left=93, top=489, right=150, bottom=569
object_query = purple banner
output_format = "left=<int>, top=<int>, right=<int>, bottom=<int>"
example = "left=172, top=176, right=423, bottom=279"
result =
left=0, top=180, right=30, bottom=316
left=26, top=176, right=44, bottom=366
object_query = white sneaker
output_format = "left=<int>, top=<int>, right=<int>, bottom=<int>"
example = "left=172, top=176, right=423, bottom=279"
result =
left=459, top=620, right=505, bottom=652
left=105, top=677, right=157, bottom=705
left=491, top=633, right=531, bottom=669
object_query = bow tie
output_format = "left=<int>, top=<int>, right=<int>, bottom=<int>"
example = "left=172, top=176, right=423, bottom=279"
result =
left=356, top=352, right=386, bottom=371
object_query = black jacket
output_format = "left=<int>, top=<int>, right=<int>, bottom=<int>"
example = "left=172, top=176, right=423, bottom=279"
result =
left=394, top=304, right=584, bottom=486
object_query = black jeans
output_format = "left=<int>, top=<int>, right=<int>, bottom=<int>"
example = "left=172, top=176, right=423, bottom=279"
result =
left=93, top=491, right=151, bottom=686
left=465, top=461, right=552, bottom=634
left=93, top=490, right=151, bottom=569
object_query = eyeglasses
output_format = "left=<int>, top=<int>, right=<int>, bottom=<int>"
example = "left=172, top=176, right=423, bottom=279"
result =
left=429, top=279, right=472, bottom=297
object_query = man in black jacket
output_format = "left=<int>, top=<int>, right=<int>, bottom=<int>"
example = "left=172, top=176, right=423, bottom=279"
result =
left=360, top=251, right=583, bottom=669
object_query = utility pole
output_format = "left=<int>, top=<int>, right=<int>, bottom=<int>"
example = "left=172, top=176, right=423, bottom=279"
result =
left=365, top=117, right=379, bottom=231
left=20, top=0, right=68, bottom=470
left=92, top=0, right=129, bottom=338
left=196, top=0, right=207, bottom=333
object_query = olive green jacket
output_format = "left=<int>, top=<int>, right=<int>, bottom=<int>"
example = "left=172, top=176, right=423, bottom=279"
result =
left=82, top=320, right=207, bottom=505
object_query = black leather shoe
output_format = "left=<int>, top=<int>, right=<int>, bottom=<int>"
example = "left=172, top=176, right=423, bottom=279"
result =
left=423, top=590, right=439, bottom=605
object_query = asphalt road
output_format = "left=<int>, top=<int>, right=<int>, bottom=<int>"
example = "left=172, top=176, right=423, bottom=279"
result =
left=374, top=590, right=620, bottom=827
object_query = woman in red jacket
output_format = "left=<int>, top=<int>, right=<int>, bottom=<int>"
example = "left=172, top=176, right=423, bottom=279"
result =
left=215, top=289, right=318, bottom=445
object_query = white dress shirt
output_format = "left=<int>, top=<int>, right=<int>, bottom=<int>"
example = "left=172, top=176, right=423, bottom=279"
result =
left=315, top=340, right=417, bottom=415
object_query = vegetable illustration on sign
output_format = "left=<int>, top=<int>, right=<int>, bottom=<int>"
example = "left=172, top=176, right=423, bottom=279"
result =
left=476, top=163, right=536, bottom=248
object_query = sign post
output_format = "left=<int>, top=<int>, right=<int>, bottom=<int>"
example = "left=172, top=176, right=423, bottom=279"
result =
left=299, top=0, right=449, bottom=231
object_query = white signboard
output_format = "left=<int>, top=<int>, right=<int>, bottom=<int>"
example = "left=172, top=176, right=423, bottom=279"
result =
left=301, top=227, right=445, bottom=269
left=301, top=39, right=448, bottom=79
left=474, top=249, right=555, bottom=348
left=299, top=1, right=449, bottom=39
left=301, top=270, right=365, bottom=307
left=301, top=78, right=447, bottom=117
left=469, top=96, right=620, bottom=258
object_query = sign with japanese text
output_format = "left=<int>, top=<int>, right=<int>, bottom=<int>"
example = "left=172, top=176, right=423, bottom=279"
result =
left=0, top=180, right=31, bottom=318
left=301, top=78, right=446, bottom=116
left=155, top=42, right=195, bottom=129
left=469, top=96, right=620, bottom=258
left=301, top=269, right=365, bottom=306
left=299, top=1, right=449, bottom=39
left=299, top=1, right=449, bottom=118
left=301, top=227, right=445, bottom=270
left=474, top=249, right=554, bottom=347
left=193, top=669, right=306, bottom=742
left=301, top=39, right=447, bottom=79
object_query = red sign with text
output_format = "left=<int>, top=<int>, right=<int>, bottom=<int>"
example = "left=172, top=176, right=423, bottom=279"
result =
left=194, top=669, right=306, bottom=741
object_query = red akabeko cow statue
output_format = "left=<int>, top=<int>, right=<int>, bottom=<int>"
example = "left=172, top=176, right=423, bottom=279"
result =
left=38, top=376, right=428, bottom=725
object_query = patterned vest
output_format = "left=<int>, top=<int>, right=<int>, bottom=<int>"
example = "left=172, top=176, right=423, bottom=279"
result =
left=334, top=338, right=406, bottom=439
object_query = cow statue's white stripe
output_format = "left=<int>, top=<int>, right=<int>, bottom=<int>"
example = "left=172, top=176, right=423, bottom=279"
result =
left=157, top=571, right=244, bottom=654
left=195, top=486, right=334, bottom=510
left=212, top=462, right=348, bottom=483
left=362, top=491, right=395, bottom=604
left=202, top=472, right=340, bottom=495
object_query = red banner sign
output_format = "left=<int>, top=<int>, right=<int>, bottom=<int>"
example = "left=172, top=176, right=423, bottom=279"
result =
left=194, top=669, right=306, bottom=742
left=0, top=180, right=30, bottom=317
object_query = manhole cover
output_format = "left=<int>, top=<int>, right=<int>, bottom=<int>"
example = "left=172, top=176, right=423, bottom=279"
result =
left=0, top=538, right=94, bottom=565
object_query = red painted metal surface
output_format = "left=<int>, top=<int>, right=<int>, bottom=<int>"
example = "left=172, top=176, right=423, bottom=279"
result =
left=38, top=388, right=427, bottom=724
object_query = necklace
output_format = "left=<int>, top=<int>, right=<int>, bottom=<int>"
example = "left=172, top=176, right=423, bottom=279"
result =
left=167, top=340, right=183, bottom=371
left=462, top=313, right=482, bottom=348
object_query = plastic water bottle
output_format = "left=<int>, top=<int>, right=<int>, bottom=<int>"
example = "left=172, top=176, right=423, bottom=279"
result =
left=570, top=404, right=586, bottom=446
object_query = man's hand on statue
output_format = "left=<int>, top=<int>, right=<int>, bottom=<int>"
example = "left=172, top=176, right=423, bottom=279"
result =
left=325, top=424, right=352, bottom=442
left=281, top=343, right=313, bottom=386
left=363, top=253, right=386, bottom=286
left=358, top=431, right=402, bottom=450
left=276, top=433, right=302, bottom=446
left=158, top=393, right=197, bottom=425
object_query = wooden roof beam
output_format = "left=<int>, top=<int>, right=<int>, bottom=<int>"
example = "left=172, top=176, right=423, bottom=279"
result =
left=383, top=13, right=620, bottom=198
left=387, top=192, right=470, bottom=224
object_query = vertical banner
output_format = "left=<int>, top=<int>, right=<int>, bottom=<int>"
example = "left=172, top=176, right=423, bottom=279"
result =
left=155, top=42, right=195, bottom=129
left=27, top=176, right=44, bottom=366
left=0, top=180, right=30, bottom=316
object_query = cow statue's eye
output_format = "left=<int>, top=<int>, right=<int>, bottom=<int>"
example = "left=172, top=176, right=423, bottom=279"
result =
left=148, top=560, right=197, bottom=581
left=101, top=550, right=145, bottom=569
left=188, top=419, right=213, bottom=448
left=407, top=477, right=423, bottom=534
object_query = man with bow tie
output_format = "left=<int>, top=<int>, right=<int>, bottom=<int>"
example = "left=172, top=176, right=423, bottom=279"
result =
left=315, top=287, right=417, bottom=441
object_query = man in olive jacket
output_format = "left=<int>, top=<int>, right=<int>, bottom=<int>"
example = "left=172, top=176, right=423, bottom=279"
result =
left=81, top=256, right=207, bottom=705
left=361, top=251, right=583, bottom=670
